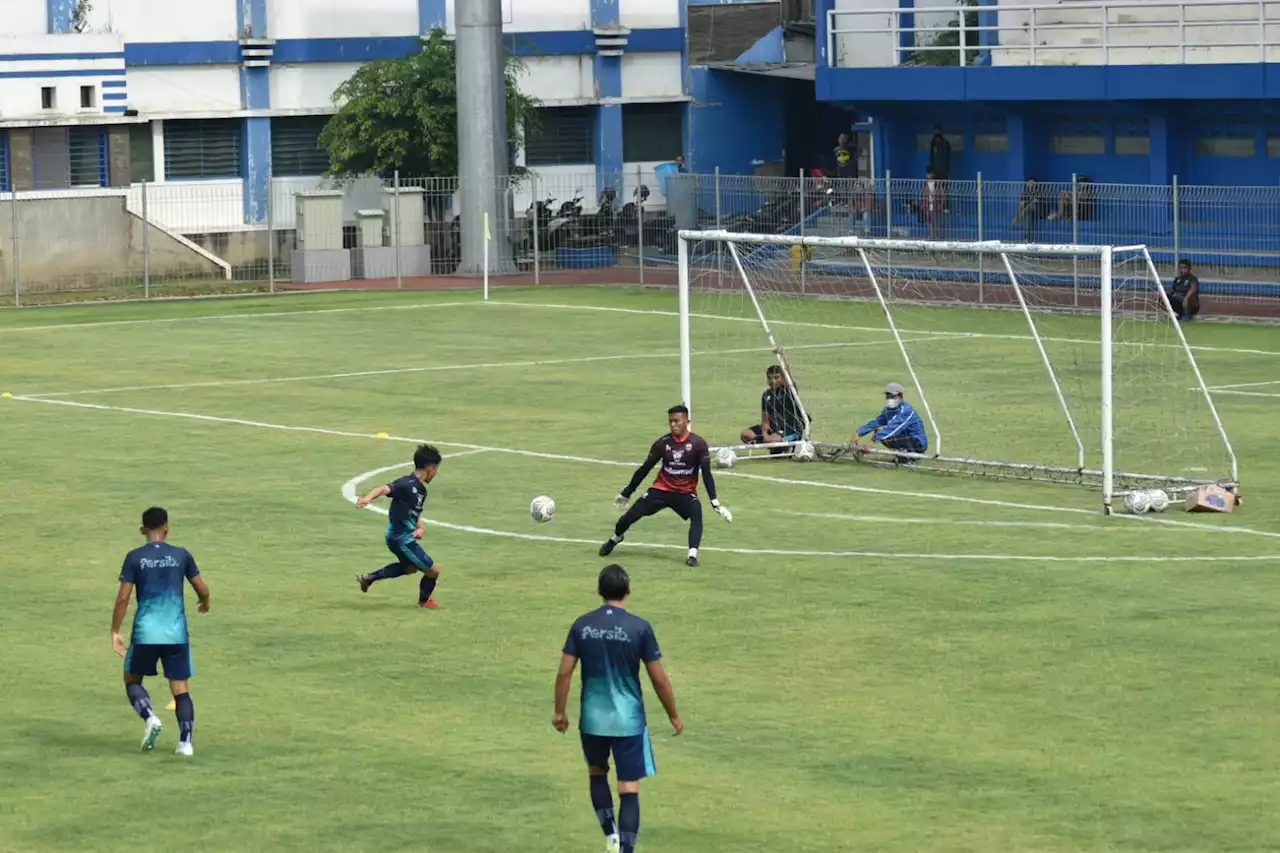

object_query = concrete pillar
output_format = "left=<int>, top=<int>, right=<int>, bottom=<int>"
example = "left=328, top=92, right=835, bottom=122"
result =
left=456, top=0, right=513, bottom=274
left=238, top=0, right=271, bottom=223
left=48, top=0, right=75, bottom=33
left=106, top=126, right=132, bottom=187
left=9, top=130, right=34, bottom=192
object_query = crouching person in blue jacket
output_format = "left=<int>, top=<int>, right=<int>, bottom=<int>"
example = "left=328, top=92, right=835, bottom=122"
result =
left=853, top=382, right=929, bottom=461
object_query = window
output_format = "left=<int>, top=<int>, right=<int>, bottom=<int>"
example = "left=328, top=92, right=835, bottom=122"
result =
left=525, top=107, right=594, bottom=167
left=130, top=123, right=154, bottom=183
left=1114, top=118, right=1150, bottom=156
left=32, top=126, right=107, bottom=189
left=271, top=116, right=331, bottom=177
left=41, top=87, right=55, bottom=110
left=80, top=85, right=95, bottom=109
left=1196, top=118, right=1257, bottom=158
left=973, top=120, right=1007, bottom=153
left=163, top=119, right=243, bottom=179
left=622, top=103, right=684, bottom=162
left=1050, top=116, right=1106, bottom=155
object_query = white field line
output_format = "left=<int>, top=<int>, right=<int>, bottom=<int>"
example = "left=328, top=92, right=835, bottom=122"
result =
left=22, top=337, right=921, bottom=399
left=778, top=509, right=1125, bottom=532
left=10, top=392, right=1279, bottom=544
left=341, top=465, right=1277, bottom=563
left=1209, top=389, right=1280, bottom=399
left=1208, top=379, right=1280, bottom=390
left=490, top=299, right=1280, bottom=358
left=0, top=299, right=484, bottom=334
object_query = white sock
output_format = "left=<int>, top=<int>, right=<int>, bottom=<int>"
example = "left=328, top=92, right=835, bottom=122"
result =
left=688, top=547, right=698, bottom=558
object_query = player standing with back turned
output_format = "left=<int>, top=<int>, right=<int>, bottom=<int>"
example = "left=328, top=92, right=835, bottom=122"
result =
left=111, top=507, right=210, bottom=756
left=599, top=405, right=732, bottom=567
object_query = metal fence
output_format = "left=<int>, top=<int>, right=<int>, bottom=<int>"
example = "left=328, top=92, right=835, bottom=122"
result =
left=1, top=171, right=1278, bottom=319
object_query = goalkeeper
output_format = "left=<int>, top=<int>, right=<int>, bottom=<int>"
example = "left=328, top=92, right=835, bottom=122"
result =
left=853, top=382, right=928, bottom=458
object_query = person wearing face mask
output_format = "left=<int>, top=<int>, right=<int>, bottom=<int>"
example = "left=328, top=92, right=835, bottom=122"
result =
left=852, top=382, right=928, bottom=459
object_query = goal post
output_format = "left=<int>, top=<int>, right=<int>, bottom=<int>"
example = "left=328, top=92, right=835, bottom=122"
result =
left=676, top=229, right=1239, bottom=512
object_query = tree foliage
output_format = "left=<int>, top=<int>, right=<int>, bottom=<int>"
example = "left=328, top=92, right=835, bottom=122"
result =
left=320, top=29, right=539, bottom=179
left=908, top=0, right=980, bottom=67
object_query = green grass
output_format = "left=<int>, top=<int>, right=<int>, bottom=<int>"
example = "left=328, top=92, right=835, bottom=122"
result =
left=1, top=287, right=1278, bottom=853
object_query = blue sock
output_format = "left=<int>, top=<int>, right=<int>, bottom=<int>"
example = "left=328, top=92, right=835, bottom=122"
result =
left=619, top=793, right=639, bottom=853
left=589, top=776, right=616, bottom=837
left=174, top=693, right=194, bottom=743
left=125, top=682, right=153, bottom=720
left=369, top=562, right=406, bottom=583
left=419, top=574, right=438, bottom=603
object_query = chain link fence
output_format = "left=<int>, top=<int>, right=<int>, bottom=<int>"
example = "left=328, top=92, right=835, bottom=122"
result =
left=1, top=171, right=1278, bottom=319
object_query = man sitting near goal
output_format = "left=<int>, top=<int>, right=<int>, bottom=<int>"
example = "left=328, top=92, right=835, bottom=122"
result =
left=739, top=349, right=807, bottom=454
left=853, top=382, right=928, bottom=460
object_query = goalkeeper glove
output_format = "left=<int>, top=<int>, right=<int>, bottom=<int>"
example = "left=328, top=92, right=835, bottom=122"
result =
left=613, top=494, right=630, bottom=512
left=711, top=500, right=733, bottom=523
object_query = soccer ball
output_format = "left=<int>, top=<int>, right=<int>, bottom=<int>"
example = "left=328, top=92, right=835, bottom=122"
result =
left=530, top=495, right=556, bottom=522
left=1146, top=489, right=1170, bottom=513
left=793, top=441, right=816, bottom=462
left=1123, top=490, right=1152, bottom=514
left=715, top=448, right=737, bottom=469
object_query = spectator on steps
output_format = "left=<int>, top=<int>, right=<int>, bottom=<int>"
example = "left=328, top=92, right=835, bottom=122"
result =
left=927, top=125, right=952, bottom=212
left=1012, top=178, right=1048, bottom=242
left=1167, top=259, right=1201, bottom=321
left=1047, top=175, right=1096, bottom=221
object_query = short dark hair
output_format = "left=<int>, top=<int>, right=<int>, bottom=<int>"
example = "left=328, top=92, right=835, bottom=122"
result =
left=667, top=405, right=689, bottom=417
left=598, top=564, right=631, bottom=601
left=141, top=507, right=168, bottom=531
left=414, top=444, right=442, bottom=469
left=933, top=124, right=943, bottom=133
left=1178, top=258, right=1192, bottom=268
left=766, top=365, right=783, bottom=377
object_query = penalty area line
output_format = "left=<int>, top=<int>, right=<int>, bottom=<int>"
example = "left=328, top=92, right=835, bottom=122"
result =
left=10, top=392, right=1278, bottom=542
left=341, top=465, right=1279, bottom=563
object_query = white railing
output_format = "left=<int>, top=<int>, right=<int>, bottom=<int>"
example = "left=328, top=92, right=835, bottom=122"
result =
left=828, top=0, right=1280, bottom=68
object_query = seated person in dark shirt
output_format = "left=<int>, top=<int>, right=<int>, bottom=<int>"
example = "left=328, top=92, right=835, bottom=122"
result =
left=1167, top=258, right=1201, bottom=321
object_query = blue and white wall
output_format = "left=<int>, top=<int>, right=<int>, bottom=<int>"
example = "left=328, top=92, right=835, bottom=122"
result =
left=0, top=0, right=690, bottom=231
left=817, top=0, right=1280, bottom=186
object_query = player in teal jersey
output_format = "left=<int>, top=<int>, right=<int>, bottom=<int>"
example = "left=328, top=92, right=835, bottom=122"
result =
left=355, top=444, right=444, bottom=608
left=111, top=507, right=210, bottom=756
left=554, top=565, right=682, bottom=853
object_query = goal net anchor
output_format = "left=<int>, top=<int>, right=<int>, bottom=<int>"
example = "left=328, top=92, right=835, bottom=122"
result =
left=678, top=230, right=1239, bottom=513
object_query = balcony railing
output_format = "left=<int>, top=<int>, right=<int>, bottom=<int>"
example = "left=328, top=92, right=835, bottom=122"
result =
left=828, top=0, right=1280, bottom=69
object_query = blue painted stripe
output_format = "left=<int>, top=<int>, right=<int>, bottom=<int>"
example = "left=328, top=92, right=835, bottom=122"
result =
left=242, top=65, right=269, bottom=109
left=103, top=105, right=128, bottom=113
left=419, top=0, right=446, bottom=32
left=0, top=68, right=126, bottom=79
left=102, top=91, right=128, bottom=101
left=273, top=36, right=421, bottom=63
left=125, top=42, right=242, bottom=66
left=592, top=0, right=620, bottom=27
left=0, top=51, right=125, bottom=62
left=243, top=116, right=271, bottom=224
left=596, top=103, right=622, bottom=189
left=625, top=28, right=684, bottom=52
left=101, top=78, right=127, bottom=88
left=239, top=0, right=267, bottom=39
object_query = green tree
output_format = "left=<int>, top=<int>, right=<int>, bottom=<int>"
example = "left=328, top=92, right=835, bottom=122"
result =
left=908, top=0, right=980, bottom=67
left=320, top=29, right=539, bottom=179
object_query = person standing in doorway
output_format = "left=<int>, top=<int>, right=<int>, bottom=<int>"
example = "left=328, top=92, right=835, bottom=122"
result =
left=928, top=125, right=952, bottom=213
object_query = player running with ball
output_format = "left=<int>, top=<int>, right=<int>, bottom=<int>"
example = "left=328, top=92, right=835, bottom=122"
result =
left=599, top=405, right=732, bottom=567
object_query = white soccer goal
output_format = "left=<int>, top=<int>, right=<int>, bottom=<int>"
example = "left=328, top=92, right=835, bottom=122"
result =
left=676, top=230, right=1238, bottom=513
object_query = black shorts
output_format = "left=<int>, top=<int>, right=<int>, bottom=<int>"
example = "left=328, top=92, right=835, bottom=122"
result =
left=125, top=643, right=194, bottom=680
left=581, top=730, right=656, bottom=782
left=746, top=424, right=802, bottom=442
left=631, top=488, right=700, bottom=520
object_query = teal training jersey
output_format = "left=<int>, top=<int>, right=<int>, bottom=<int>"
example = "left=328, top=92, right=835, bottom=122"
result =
left=119, top=541, right=200, bottom=645
left=563, top=606, right=662, bottom=737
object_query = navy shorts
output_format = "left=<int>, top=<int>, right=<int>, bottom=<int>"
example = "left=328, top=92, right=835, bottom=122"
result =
left=125, top=643, right=194, bottom=680
left=581, top=730, right=656, bottom=782
left=386, top=536, right=434, bottom=572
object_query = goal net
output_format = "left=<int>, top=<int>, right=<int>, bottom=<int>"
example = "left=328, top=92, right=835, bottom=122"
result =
left=676, top=230, right=1238, bottom=512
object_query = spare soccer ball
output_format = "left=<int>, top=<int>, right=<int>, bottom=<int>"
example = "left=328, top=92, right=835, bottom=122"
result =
left=793, top=441, right=816, bottom=462
left=1123, top=490, right=1152, bottom=514
left=715, top=448, right=737, bottom=469
left=530, top=495, right=556, bottom=522
left=1146, top=489, right=1170, bottom=513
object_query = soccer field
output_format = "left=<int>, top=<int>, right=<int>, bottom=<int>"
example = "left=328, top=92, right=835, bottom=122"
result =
left=1, top=286, right=1278, bottom=853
